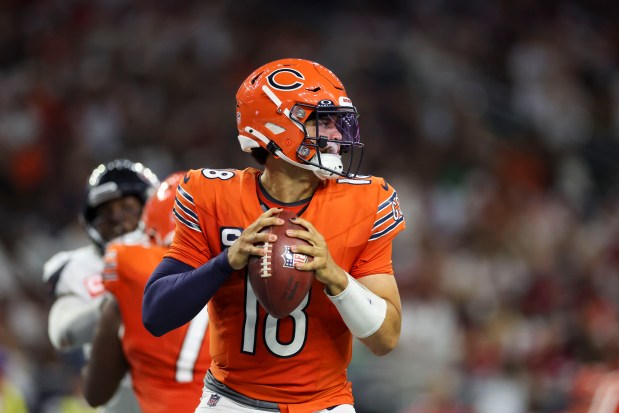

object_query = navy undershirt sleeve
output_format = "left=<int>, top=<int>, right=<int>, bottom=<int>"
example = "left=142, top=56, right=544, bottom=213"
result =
left=142, top=250, right=234, bottom=337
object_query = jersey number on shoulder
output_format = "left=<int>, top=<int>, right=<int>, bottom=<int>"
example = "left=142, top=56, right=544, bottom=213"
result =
left=242, top=276, right=310, bottom=358
left=175, top=306, right=209, bottom=382
left=201, top=168, right=235, bottom=180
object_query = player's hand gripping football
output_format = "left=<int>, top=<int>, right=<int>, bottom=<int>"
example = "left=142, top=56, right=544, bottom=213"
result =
left=227, top=208, right=284, bottom=270
left=284, top=216, right=349, bottom=295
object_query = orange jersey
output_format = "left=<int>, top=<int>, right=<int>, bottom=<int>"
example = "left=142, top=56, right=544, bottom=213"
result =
left=103, top=234, right=211, bottom=413
left=167, top=168, right=405, bottom=412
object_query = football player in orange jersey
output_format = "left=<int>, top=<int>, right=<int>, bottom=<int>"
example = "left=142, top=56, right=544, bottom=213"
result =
left=82, top=172, right=211, bottom=413
left=143, top=58, right=406, bottom=413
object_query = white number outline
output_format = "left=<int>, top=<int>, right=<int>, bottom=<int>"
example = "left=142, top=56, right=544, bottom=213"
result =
left=242, top=275, right=310, bottom=358
left=201, top=168, right=236, bottom=180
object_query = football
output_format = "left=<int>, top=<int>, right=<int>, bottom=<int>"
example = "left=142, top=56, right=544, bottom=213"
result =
left=247, top=210, right=315, bottom=318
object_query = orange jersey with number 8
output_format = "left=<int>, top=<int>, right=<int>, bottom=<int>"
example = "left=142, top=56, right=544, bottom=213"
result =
left=167, top=167, right=405, bottom=413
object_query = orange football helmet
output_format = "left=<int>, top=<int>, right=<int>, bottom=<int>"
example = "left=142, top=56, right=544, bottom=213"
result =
left=236, top=58, right=363, bottom=179
left=141, top=171, right=185, bottom=246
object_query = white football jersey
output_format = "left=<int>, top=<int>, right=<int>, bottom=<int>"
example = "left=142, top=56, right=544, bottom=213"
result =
left=43, top=244, right=140, bottom=413
left=43, top=244, right=106, bottom=299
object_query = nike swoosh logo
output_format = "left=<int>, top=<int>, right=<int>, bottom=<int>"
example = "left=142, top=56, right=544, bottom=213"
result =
left=381, top=180, right=389, bottom=191
left=183, top=174, right=190, bottom=184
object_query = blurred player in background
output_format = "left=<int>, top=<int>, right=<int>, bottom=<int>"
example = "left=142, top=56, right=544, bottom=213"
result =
left=82, top=171, right=211, bottom=413
left=570, top=363, right=619, bottom=413
left=43, top=159, right=159, bottom=413
left=142, top=58, right=406, bottom=413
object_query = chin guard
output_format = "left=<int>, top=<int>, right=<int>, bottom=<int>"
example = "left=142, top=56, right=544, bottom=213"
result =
left=310, top=153, right=344, bottom=180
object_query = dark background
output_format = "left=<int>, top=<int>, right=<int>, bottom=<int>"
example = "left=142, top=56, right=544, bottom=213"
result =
left=2, top=0, right=619, bottom=412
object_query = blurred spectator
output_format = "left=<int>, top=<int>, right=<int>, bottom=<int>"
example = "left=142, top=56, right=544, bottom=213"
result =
left=0, top=349, right=28, bottom=413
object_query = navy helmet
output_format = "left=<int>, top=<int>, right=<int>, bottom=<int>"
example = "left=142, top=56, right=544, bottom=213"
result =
left=82, top=159, right=159, bottom=250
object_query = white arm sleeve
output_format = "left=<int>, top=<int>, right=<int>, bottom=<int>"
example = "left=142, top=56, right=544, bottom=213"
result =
left=326, top=273, right=387, bottom=338
left=48, top=294, right=105, bottom=351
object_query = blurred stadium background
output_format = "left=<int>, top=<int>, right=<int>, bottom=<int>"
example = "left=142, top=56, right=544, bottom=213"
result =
left=2, top=0, right=619, bottom=412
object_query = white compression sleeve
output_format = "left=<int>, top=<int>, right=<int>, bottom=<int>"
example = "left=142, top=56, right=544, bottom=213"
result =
left=326, top=273, right=387, bottom=338
left=48, top=294, right=105, bottom=351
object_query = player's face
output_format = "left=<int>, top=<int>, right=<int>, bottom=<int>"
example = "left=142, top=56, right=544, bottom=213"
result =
left=305, top=115, right=342, bottom=154
left=93, top=195, right=142, bottom=241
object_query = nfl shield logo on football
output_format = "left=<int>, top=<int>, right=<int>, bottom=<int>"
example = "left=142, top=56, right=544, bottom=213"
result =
left=282, top=246, right=308, bottom=268
left=207, top=394, right=221, bottom=407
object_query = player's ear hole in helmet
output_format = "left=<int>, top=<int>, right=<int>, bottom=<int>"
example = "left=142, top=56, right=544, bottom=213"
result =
left=82, top=159, right=159, bottom=252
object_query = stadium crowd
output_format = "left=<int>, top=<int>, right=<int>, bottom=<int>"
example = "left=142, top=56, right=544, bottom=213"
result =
left=1, top=0, right=619, bottom=412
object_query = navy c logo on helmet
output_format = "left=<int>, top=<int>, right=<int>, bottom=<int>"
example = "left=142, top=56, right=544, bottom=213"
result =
left=267, top=68, right=305, bottom=91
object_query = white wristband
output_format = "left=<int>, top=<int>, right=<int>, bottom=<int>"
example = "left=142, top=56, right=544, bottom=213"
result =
left=326, top=273, right=387, bottom=338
